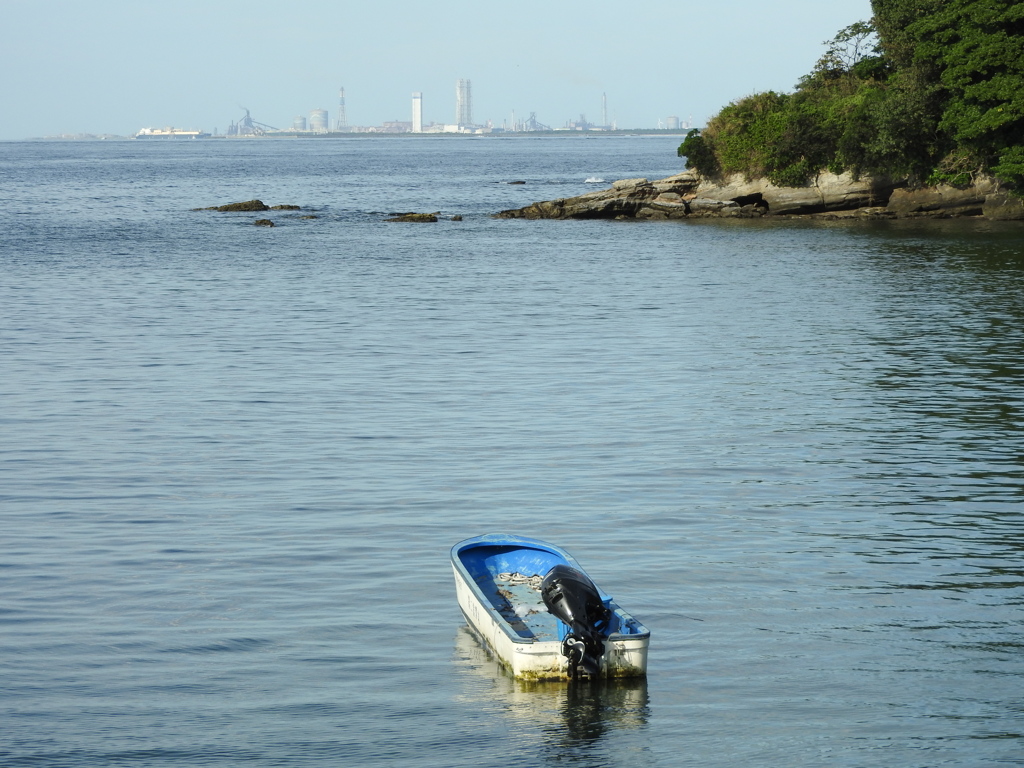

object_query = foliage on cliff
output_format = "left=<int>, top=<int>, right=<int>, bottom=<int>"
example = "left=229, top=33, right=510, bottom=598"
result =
left=678, top=0, right=1024, bottom=191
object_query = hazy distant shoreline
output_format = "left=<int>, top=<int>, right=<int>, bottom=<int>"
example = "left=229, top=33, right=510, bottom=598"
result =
left=27, top=129, right=691, bottom=142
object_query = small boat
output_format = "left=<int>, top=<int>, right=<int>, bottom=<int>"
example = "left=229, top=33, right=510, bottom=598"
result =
left=451, top=533, right=650, bottom=681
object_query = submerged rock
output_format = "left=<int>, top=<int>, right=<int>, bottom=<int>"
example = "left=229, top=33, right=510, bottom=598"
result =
left=385, top=212, right=439, bottom=222
left=254, top=219, right=275, bottom=227
left=212, top=200, right=270, bottom=212
left=194, top=200, right=302, bottom=212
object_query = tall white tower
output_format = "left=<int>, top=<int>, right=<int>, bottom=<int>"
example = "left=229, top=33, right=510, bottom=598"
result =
left=412, top=92, right=423, bottom=133
left=456, top=79, right=472, bottom=128
left=336, top=87, right=348, bottom=131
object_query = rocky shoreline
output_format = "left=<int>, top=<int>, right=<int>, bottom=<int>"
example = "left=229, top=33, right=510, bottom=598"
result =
left=495, top=171, right=1024, bottom=221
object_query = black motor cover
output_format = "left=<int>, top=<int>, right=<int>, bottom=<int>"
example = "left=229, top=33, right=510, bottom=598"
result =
left=541, top=564, right=610, bottom=677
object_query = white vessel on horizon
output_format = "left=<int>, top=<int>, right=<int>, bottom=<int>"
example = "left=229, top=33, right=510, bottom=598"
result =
left=135, top=127, right=210, bottom=140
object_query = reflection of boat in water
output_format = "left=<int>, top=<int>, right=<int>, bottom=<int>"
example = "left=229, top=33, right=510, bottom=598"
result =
left=453, top=625, right=649, bottom=745
left=545, top=674, right=649, bottom=751
left=454, top=626, right=647, bottom=765
left=135, top=127, right=210, bottom=139
left=451, top=534, right=650, bottom=681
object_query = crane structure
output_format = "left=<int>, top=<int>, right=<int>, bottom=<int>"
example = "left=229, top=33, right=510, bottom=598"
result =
left=336, top=87, right=348, bottom=131
left=523, top=112, right=550, bottom=132
left=227, top=108, right=279, bottom=137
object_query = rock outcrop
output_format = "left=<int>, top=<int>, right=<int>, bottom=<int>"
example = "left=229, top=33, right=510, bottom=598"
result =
left=984, top=192, right=1024, bottom=221
left=495, top=171, right=1024, bottom=221
left=194, top=200, right=303, bottom=212
left=385, top=212, right=439, bottom=222
left=210, top=200, right=270, bottom=212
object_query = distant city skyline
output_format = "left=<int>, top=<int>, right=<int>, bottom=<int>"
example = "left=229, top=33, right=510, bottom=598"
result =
left=0, top=1, right=872, bottom=141
left=225, top=81, right=681, bottom=137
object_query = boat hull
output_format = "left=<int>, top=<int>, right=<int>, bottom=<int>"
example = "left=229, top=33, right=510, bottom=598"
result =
left=451, top=534, right=649, bottom=681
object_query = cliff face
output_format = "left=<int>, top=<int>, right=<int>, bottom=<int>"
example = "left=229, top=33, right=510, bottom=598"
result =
left=495, top=172, right=1024, bottom=221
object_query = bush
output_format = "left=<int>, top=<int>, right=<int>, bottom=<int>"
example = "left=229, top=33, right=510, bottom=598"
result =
left=993, top=147, right=1024, bottom=193
left=702, top=91, right=791, bottom=181
left=676, top=129, right=719, bottom=177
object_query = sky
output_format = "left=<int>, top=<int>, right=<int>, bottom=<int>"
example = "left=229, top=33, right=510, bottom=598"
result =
left=0, top=0, right=873, bottom=140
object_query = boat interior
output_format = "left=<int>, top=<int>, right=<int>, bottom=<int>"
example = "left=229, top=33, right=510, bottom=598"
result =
left=457, top=543, right=644, bottom=641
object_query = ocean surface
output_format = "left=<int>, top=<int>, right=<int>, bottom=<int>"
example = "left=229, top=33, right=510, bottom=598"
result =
left=2, top=135, right=1023, bottom=767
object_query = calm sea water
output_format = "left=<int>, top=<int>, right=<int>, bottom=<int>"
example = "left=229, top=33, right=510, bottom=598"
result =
left=2, top=136, right=1023, bottom=767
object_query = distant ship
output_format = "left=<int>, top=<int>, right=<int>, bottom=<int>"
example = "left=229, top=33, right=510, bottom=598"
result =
left=135, top=127, right=210, bottom=140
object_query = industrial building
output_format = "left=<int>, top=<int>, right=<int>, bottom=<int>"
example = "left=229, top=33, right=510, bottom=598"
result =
left=309, top=108, right=329, bottom=133
left=455, top=79, right=472, bottom=128
left=412, top=92, right=423, bottom=133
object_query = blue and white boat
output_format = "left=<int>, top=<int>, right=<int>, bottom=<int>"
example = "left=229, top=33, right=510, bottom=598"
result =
left=451, top=533, right=650, bottom=681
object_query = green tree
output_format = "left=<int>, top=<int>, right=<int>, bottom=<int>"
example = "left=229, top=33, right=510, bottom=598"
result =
left=870, top=0, right=944, bottom=68
left=809, top=21, right=881, bottom=79
left=913, top=0, right=1024, bottom=188
left=678, top=1, right=1024, bottom=190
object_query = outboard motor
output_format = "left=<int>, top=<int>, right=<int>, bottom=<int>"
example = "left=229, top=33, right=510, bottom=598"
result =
left=541, top=564, right=610, bottom=679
